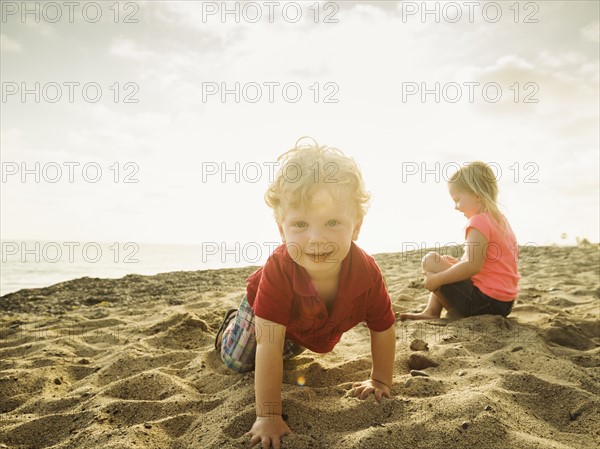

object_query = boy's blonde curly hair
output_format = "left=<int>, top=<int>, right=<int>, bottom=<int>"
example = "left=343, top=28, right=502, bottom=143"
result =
left=265, top=138, right=371, bottom=223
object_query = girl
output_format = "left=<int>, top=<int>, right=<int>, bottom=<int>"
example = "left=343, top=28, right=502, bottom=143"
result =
left=400, top=161, right=520, bottom=321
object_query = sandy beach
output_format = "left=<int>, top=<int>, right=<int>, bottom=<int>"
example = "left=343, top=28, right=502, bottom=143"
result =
left=1, top=244, right=598, bottom=449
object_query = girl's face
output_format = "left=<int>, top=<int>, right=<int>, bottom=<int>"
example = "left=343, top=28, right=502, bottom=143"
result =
left=448, top=184, right=485, bottom=219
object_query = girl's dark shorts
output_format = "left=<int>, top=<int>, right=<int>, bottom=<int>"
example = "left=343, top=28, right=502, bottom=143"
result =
left=440, top=279, right=514, bottom=318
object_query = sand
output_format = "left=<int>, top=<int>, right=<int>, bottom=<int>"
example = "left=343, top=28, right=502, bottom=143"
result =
left=1, top=245, right=599, bottom=449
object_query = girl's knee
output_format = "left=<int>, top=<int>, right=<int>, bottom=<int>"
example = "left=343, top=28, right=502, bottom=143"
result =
left=422, top=252, right=441, bottom=269
left=422, top=252, right=454, bottom=272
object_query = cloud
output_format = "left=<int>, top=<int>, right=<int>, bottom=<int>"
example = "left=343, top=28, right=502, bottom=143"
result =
left=1, top=34, right=21, bottom=52
left=2, top=1, right=597, bottom=247
left=581, top=21, right=599, bottom=43
left=453, top=50, right=598, bottom=120
left=0, top=127, right=24, bottom=159
left=109, top=38, right=155, bottom=62
left=23, top=20, right=55, bottom=36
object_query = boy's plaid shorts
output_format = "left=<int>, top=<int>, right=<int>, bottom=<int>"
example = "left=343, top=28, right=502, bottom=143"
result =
left=220, top=294, right=305, bottom=373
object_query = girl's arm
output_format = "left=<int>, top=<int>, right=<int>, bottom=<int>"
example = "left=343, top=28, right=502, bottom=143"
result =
left=425, top=228, right=488, bottom=291
left=247, top=316, right=291, bottom=448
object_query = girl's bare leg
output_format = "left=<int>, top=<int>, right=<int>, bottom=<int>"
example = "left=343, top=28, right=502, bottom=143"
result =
left=399, top=252, right=455, bottom=321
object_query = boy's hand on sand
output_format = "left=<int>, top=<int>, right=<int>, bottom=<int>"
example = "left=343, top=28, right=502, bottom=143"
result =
left=246, top=415, right=291, bottom=449
left=423, top=271, right=441, bottom=291
left=349, top=379, right=392, bottom=402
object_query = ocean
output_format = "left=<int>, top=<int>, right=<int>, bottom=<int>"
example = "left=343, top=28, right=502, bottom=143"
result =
left=0, top=241, right=268, bottom=297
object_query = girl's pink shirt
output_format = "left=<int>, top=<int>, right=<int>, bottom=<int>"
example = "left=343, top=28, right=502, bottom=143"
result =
left=466, top=212, right=521, bottom=301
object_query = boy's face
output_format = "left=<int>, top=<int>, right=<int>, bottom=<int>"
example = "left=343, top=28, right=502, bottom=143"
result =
left=278, top=187, right=362, bottom=278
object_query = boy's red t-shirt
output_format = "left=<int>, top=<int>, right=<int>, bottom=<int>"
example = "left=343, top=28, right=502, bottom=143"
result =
left=246, top=242, right=395, bottom=354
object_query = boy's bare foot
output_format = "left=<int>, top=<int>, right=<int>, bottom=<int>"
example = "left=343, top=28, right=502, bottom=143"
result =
left=398, top=312, right=440, bottom=322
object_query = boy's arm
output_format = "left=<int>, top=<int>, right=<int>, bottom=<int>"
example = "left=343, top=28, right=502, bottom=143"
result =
left=246, top=316, right=291, bottom=448
left=370, top=324, right=395, bottom=390
left=254, top=316, right=285, bottom=417
left=350, top=324, right=395, bottom=402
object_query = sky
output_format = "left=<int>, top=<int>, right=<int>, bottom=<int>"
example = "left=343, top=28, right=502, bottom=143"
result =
left=1, top=1, right=599, bottom=262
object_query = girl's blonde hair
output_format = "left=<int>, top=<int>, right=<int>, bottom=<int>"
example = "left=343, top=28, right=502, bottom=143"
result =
left=265, top=137, right=371, bottom=223
left=449, top=161, right=506, bottom=226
